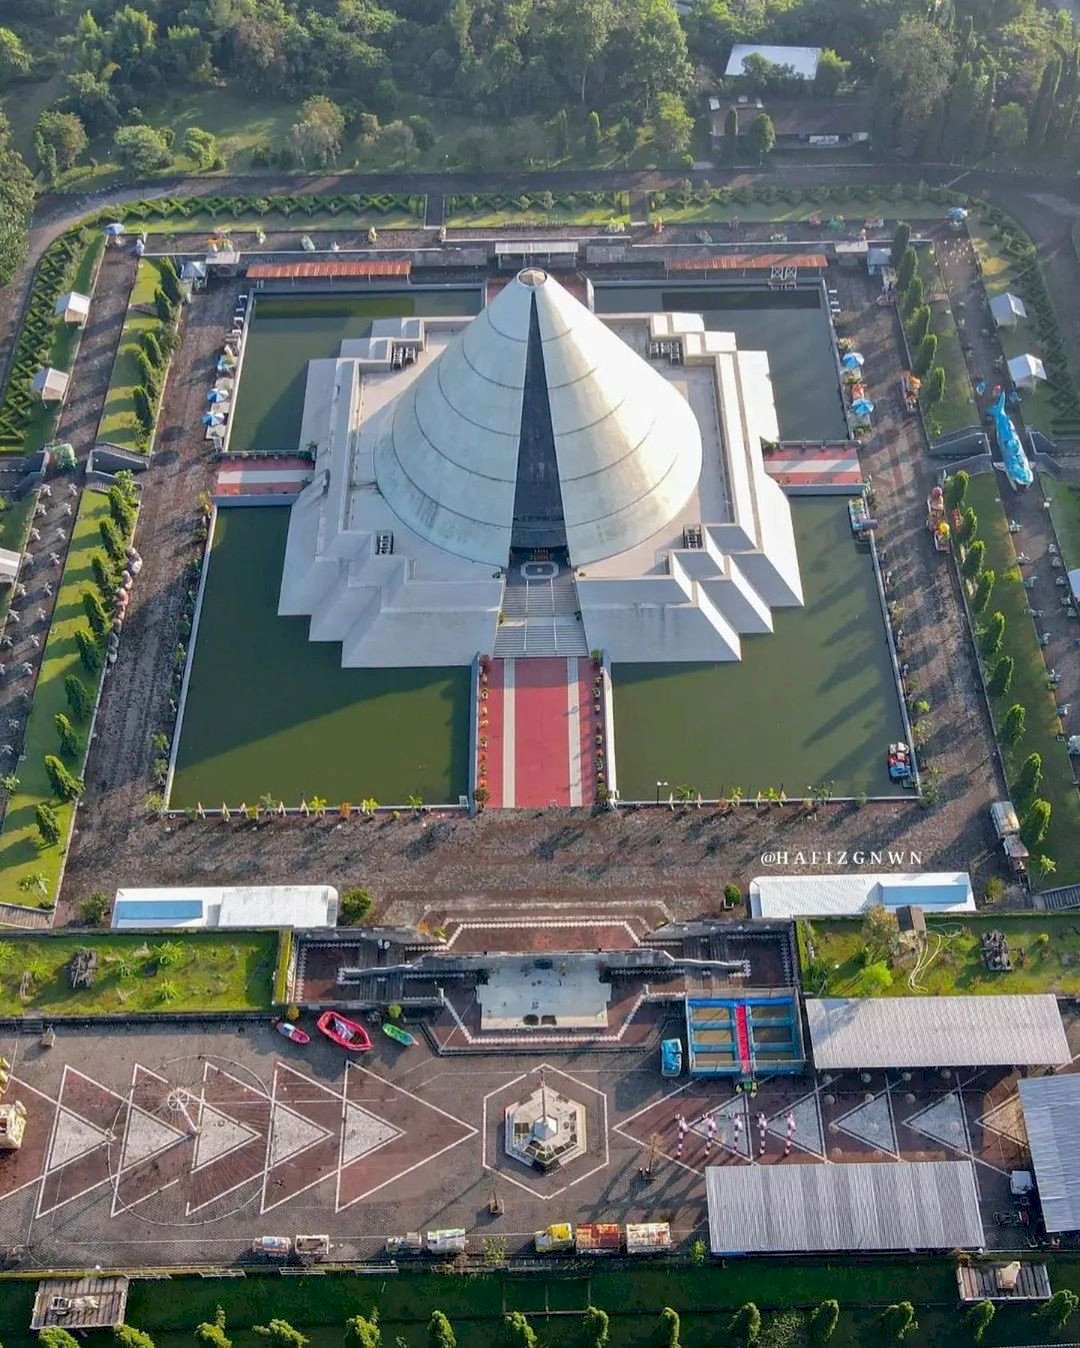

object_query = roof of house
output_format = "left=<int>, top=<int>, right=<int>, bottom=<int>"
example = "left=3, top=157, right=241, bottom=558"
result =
left=806, top=994, right=1070, bottom=1070
left=749, top=872, right=974, bottom=919
left=246, top=260, right=411, bottom=279
left=725, top=43, right=821, bottom=79
left=31, top=1277, right=129, bottom=1330
left=667, top=253, right=827, bottom=273
left=112, top=885, right=339, bottom=929
left=1019, top=1076, right=1080, bottom=1232
left=706, top=1161, right=983, bottom=1254
left=30, top=367, right=69, bottom=398
left=54, top=290, right=90, bottom=319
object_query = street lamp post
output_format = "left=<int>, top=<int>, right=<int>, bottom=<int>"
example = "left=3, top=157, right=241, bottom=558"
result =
left=655, top=780, right=668, bottom=806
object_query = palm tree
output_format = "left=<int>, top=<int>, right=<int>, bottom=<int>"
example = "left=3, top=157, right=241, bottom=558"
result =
left=360, top=797, right=379, bottom=818
left=1035, top=854, right=1057, bottom=880
left=405, top=792, right=423, bottom=814
left=18, top=872, right=48, bottom=896
left=763, top=786, right=781, bottom=806
left=674, top=784, right=695, bottom=803
left=728, top=786, right=744, bottom=807
left=0, top=773, right=19, bottom=794
left=258, top=791, right=276, bottom=817
left=310, top=796, right=327, bottom=819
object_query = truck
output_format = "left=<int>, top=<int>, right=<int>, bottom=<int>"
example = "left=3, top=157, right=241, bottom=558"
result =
left=425, top=1229, right=468, bottom=1255
left=625, top=1222, right=672, bottom=1255
left=534, top=1222, right=574, bottom=1253
left=575, top=1223, right=622, bottom=1256
left=990, top=801, right=1029, bottom=876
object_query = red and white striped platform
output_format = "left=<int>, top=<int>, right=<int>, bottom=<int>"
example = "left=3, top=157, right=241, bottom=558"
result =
left=215, top=457, right=314, bottom=499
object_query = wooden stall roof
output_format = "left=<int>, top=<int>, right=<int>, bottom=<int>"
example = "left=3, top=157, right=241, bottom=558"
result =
left=31, top=1276, right=129, bottom=1330
left=667, top=253, right=828, bottom=272
left=956, top=1262, right=1051, bottom=1303
left=246, top=260, right=412, bottom=279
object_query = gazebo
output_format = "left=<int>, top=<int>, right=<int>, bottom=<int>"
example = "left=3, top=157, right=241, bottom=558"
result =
left=31, top=367, right=69, bottom=404
left=1007, top=353, right=1047, bottom=389
left=989, top=292, right=1027, bottom=328
left=53, top=291, right=91, bottom=327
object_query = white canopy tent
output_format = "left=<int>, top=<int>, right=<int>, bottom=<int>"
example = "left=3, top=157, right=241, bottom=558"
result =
left=0, top=548, right=20, bottom=584
left=989, top=292, right=1027, bottom=328
left=31, top=367, right=69, bottom=403
left=1008, top=353, right=1047, bottom=388
left=54, top=291, right=91, bottom=326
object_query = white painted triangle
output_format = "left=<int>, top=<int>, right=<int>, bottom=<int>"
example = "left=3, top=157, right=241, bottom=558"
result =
left=341, top=1103, right=402, bottom=1166
left=691, top=1096, right=750, bottom=1159
left=119, top=1105, right=188, bottom=1172
left=48, top=1109, right=109, bottom=1171
left=268, top=1102, right=331, bottom=1168
left=978, top=1093, right=1028, bottom=1147
left=904, top=1092, right=969, bottom=1154
left=194, top=1103, right=260, bottom=1171
left=835, top=1091, right=897, bottom=1156
left=766, top=1091, right=824, bottom=1158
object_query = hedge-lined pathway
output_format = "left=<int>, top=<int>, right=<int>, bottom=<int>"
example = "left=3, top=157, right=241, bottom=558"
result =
left=0, top=245, right=135, bottom=913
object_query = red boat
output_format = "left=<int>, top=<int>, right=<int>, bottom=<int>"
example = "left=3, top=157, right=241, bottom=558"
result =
left=273, top=1018, right=310, bottom=1045
left=316, top=1010, right=373, bottom=1052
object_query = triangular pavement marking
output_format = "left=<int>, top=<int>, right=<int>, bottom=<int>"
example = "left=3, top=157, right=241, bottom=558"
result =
left=689, top=1096, right=751, bottom=1159
left=47, top=1109, right=109, bottom=1172
left=268, top=1102, right=331, bottom=1169
left=119, top=1106, right=188, bottom=1173
left=194, top=1103, right=261, bottom=1172
left=903, top=1092, right=970, bottom=1154
left=978, top=1094, right=1028, bottom=1148
left=835, top=1091, right=897, bottom=1156
left=341, top=1102, right=402, bottom=1166
left=765, top=1091, right=825, bottom=1159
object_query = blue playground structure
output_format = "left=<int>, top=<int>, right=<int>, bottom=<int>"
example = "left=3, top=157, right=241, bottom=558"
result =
left=685, top=994, right=804, bottom=1077
left=990, top=391, right=1033, bottom=490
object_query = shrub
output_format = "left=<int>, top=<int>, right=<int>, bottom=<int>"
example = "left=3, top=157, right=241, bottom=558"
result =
left=723, top=882, right=741, bottom=905
left=253, top=1323, right=308, bottom=1348
left=913, top=332, right=938, bottom=377
left=972, top=568, right=994, bottom=612
left=1021, top=798, right=1051, bottom=849
left=896, top=247, right=917, bottom=292
left=944, top=471, right=969, bottom=510
left=54, top=712, right=81, bottom=759
left=75, top=627, right=102, bottom=673
left=44, top=753, right=83, bottom=802
left=35, top=800, right=61, bottom=847
left=660, top=1308, right=681, bottom=1348
left=339, top=887, right=373, bottom=924
left=80, top=891, right=110, bottom=925
left=65, top=672, right=94, bottom=721
left=890, top=222, right=911, bottom=268
left=1017, top=752, right=1042, bottom=798
left=141, top=329, right=163, bottom=368
left=194, top=1308, right=231, bottom=1348
left=987, top=655, right=1013, bottom=697
left=809, top=1299, right=840, bottom=1345
left=153, top=288, right=177, bottom=326
left=114, top=1328, right=156, bottom=1348
left=923, top=364, right=946, bottom=406
left=729, top=1303, right=761, bottom=1346
left=961, top=539, right=984, bottom=579
left=82, top=587, right=110, bottom=640
left=1039, top=1289, right=1079, bottom=1330
left=427, top=1312, right=455, bottom=1348
left=91, top=551, right=117, bottom=598
left=501, top=1313, right=537, bottom=1348
left=1002, top=703, right=1026, bottom=743
left=581, top=1307, right=609, bottom=1348
left=966, top=1300, right=994, bottom=1343
left=342, top=1316, right=380, bottom=1348
left=879, top=1302, right=917, bottom=1342
left=132, top=384, right=155, bottom=434
left=979, top=611, right=1005, bottom=657
left=907, top=305, right=931, bottom=347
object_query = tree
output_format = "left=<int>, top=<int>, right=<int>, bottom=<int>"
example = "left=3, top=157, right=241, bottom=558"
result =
left=615, top=118, right=637, bottom=160
left=75, top=627, right=102, bottom=673
left=861, top=903, right=899, bottom=961
left=993, top=103, right=1028, bottom=152
left=902, top=275, right=924, bottom=318
left=65, top=673, right=93, bottom=721
left=159, top=264, right=183, bottom=308
left=965, top=1300, right=994, bottom=1344
left=879, top=1302, right=917, bottom=1342
left=980, top=610, right=1005, bottom=656
left=942, top=62, right=982, bottom=161
left=163, top=25, right=212, bottom=83
left=872, top=17, right=956, bottom=155
left=581, top=1307, right=609, bottom=1348
left=728, top=1303, right=761, bottom=1346
left=81, top=891, right=110, bottom=925
left=896, top=247, right=917, bottom=294
left=1017, top=752, right=1042, bottom=797
left=39, top=1331, right=81, bottom=1348
left=343, top=1316, right=381, bottom=1348
left=253, top=1324, right=308, bottom=1348
left=407, top=116, right=435, bottom=152
left=815, top=49, right=849, bottom=97
left=890, top=222, right=911, bottom=269
left=182, top=127, right=218, bottom=170
left=1039, top=1289, right=1079, bottom=1330
left=340, top=888, right=373, bottom=924
left=1021, top=798, right=1051, bottom=850
left=376, top=121, right=416, bottom=167
left=958, top=506, right=977, bottom=542
left=552, top=108, right=570, bottom=158
left=652, top=92, right=693, bottom=157
left=501, top=1313, right=537, bottom=1348
left=660, top=1308, right=681, bottom=1348
left=54, top=713, right=81, bottom=759
left=723, top=106, right=738, bottom=164
left=0, top=27, right=30, bottom=80
left=427, top=1312, right=456, bottom=1348
left=944, top=470, right=969, bottom=510
left=1028, top=58, right=1059, bottom=151
left=548, top=0, right=616, bottom=104
left=289, top=97, right=345, bottom=167
left=115, top=1330, right=155, bottom=1348
left=585, top=110, right=601, bottom=155
left=133, top=385, right=155, bottom=435
left=923, top=365, right=946, bottom=407
left=63, top=71, right=119, bottom=137
left=114, top=125, right=172, bottom=175
left=83, top=588, right=111, bottom=641
left=154, top=288, right=177, bottom=327
left=142, top=329, right=163, bottom=369
left=92, top=552, right=117, bottom=598
left=110, top=6, right=158, bottom=76
left=35, top=801, right=61, bottom=847
left=1003, top=703, right=1026, bottom=743
left=44, top=754, right=83, bottom=802
left=961, top=539, right=985, bottom=579
left=1035, top=854, right=1057, bottom=880
left=0, top=123, right=34, bottom=289
left=108, top=484, right=137, bottom=535
left=913, top=332, right=938, bottom=377
left=809, top=1300, right=840, bottom=1345
left=747, top=112, right=776, bottom=164
left=972, top=568, right=994, bottom=612
left=907, top=305, right=931, bottom=347
left=34, top=112, right=88, bottom=177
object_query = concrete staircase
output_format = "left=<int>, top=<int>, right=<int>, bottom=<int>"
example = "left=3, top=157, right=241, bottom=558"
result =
left=493, top=569, right=588, bottom=657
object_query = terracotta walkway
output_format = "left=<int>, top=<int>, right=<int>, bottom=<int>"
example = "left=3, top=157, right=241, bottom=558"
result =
left=214, top=455, right=314, bottom=498
left=479, top=657, right=599, bottom=808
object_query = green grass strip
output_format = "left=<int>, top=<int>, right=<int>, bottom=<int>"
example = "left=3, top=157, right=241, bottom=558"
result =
left=97, top=257, right=167, bottom=453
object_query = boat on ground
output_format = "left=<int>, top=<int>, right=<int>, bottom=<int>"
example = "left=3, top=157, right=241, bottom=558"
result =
left=273, top=1019, right=310, bottom=1045
left=382, top=1022, right=416, bottom=1047
left=316, top=1011, right=373, bottom=1051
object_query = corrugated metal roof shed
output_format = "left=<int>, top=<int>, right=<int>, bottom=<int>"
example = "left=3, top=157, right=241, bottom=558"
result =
left=807, top=995, right=1069, bottom=1070
left=956, top=1261, right=1051, bottom=1302
left=1018, top=1075, right=1080, bottom=1232
left=246, top=260, right=411, bottom=279
left=706, top=1161, right=983, bottom=1254
left=31, top=1276, right=129, bottom=1330
left=493, top=240, right=579, bottom=256
left=750, top=871, right=974, bottom=919
left=667, top=253, right=827, bottom=272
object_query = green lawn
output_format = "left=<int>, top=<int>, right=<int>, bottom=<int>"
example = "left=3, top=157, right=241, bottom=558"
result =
left=800, top=913, right=1080, bottom=997
left=0, top=931, right=276, bottom=1015
left=170, top=508, right=470, bottom=808
left=966, top=472, right=1080, bottom=884
left=917, top=244, right=978, bottom=436
left=96, top=257, right=166, bottom=452
left=0, top=492, right=112, bottom=908
left=645, top=194, right=946, bottom=225
left=1048, top=482, right=1080, bottom=572
left=445, top=204, right=628, bottom=227
left=122, top=208, right=420, bottom=234
left=0, top=1261, right=1077, bottom=1348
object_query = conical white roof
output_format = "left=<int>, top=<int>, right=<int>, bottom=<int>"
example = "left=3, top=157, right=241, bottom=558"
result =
left=372, top=270, right=703, bottom=566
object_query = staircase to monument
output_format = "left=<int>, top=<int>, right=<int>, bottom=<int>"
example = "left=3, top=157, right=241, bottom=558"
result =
left=494, top=568, right=588, bottom=658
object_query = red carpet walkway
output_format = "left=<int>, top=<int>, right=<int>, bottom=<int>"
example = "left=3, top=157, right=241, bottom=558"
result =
left=735, top=1003, right=752, bottom=1073
left=478, top=658, right=601, bottom=808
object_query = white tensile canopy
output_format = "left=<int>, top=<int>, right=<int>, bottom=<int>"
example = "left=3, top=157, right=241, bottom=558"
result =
left=989, top=291, right=1027, bottom=327
left=1007, top=353, right=1046, bottom=388
left=31, top=367, right=70, bottom=403
left=54, top=291, right=91, bottom=325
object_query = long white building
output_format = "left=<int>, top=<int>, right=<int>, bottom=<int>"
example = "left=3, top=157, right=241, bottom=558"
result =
left=278, top=269, right=804, bottom=667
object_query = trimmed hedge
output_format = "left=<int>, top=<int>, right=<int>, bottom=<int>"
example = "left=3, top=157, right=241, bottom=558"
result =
left=646, top=181, right=964, bottom=213
left=445, top=189, right=628, bottom=215
left=96, top=192, right=425, bottom=225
